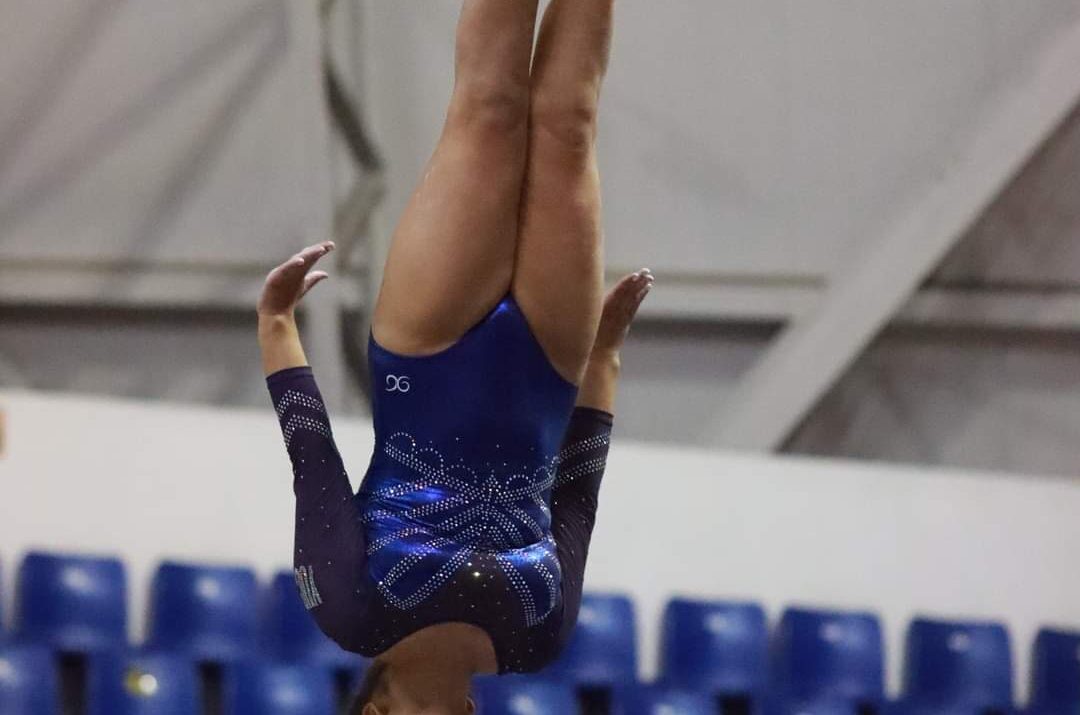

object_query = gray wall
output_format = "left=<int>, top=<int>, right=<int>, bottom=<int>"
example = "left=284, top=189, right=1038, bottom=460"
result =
left=0, top=0, right=332, bottom=304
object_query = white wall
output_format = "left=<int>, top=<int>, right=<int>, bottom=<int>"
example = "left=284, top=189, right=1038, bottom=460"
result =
left=2, top=390, right=1078, bottom=701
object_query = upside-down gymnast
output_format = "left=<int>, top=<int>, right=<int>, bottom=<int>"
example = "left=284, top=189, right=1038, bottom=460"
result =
left=256, top=0, right=645, bottom=711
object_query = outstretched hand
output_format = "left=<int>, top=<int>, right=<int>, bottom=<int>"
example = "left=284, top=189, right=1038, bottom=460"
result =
left=574, top=269, right=653, bottom=412
left=592, top=268, right=654, bottom=358
left=257, top=241, right=335, bottom=317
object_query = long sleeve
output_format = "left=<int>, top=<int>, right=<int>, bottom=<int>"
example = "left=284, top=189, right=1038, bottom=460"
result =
left=268, top=365, right=355, bottom=504
left=267, top=366, right=369, bottom=649
left=550, top=406, right=613, bottom=645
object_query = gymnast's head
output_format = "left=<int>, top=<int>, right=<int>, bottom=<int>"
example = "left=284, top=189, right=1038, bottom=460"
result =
left=350, top=659, right=477, bottom=715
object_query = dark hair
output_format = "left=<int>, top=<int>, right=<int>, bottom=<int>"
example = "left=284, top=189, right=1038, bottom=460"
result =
left=349, top=661, right=390, bottom=714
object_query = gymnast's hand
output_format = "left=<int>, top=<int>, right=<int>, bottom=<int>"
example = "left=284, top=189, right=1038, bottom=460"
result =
left=591, top=268, right=654, bottom=360
left=577, top=269, right=654, bottom=412
left=257, top=241, right=335, bottom=318
left=256, top=241, right=335, bottom=375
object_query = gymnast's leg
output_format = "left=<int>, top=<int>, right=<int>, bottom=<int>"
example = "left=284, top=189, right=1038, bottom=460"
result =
left=372, top=0, right=540, bottom=356
left=513, top=0, right=616, bottom=384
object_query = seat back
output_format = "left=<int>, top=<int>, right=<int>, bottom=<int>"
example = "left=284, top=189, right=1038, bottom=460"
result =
left=773, top=608, right=885, bottom=706
left=660, top=598, right=768, bottom=696
left=612, top=684, right=716, bottom=715
left=225, top=662, right=336, bottom=715
left=16, top=551, right=128, bottom=654
left=774, top=698, right=860, bottom=715
left=1029, top=628, right=1080, bottom=711
left=87, top=651, right=199, bottom=715
left=474, top=676, right=579, bottom=715
left=261, top=571, right=362, bottom=672
left=547, top=593, right=638, bottom=686
left=902, top=618, right=1013, bottom=711
left=146, top=562, right=258, bottom=664
left=0, top=645, right=60, bottom=714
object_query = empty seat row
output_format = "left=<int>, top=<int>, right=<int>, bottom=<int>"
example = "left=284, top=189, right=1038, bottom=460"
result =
left=552, top=594, right=1080, bottom=715
left=1, top=552, right=362, bottom=678
left=474, top=677, right=717, bottom=715
left=0, top=651, right=709, bottom=715
left=0, top=644, right=341, bottom=715
left=2, top=552, right=1078, bottom=715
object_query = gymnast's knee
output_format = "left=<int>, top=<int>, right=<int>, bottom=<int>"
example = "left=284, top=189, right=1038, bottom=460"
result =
left=448, top=78, right=531, bottom=137
left=529, top=89, right=600, bottom=153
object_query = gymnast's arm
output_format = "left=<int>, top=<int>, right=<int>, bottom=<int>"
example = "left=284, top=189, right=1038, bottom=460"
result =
left=258, top=244, right=368, bottom=638
left=257, top=241, right=349, bottom=483
left=551, top=269, right=653, bottom=643
left=550, top=358, right=616, bottom=643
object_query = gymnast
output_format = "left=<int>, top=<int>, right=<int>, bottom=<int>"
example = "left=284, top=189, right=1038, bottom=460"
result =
left=257, top=0, right=643, bottom=710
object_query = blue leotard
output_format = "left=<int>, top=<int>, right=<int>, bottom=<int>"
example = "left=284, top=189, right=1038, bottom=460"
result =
left=268, top=296, right=612, bottom=673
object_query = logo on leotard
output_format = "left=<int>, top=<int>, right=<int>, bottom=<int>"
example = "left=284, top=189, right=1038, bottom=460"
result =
left=385, top=375, right=411, bottom=393
left=294, top=565, right=322, bottom=610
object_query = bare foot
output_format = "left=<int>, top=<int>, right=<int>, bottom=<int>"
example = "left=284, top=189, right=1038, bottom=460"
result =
left=592, top=268, right=654, bottom=356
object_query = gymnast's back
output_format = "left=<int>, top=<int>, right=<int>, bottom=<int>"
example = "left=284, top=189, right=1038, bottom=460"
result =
left=267, top=295, right=612, bottom=673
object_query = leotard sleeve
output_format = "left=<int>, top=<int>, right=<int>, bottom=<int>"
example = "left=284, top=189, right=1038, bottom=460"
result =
left=267, top=366, right=369, bottom=649
left=549, top=406, right=613, bottom=646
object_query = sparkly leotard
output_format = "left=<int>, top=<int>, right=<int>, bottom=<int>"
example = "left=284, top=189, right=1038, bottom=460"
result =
left=268, top=296, right=612, bottom=673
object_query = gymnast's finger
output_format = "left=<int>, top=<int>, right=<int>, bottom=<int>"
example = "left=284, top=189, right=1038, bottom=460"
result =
left=293, top=241, right=336, bottom=272
left=271, top=241, right=335, bottom=282
left=633, top=271, right=655, bottom=306
left=299, top=271, right=330, bottom=298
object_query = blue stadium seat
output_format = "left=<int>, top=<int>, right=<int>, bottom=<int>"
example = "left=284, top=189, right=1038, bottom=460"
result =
left=659, top=598, right=768, bottom=699
left=474, top=676, right=579, bottom=715
left=771, top=698, right=865, bottom=715
left=15, top=551, right=128, bottom=654
left=547, top=593, right=638, bottom=686
left=611, top=684, right=716, bottom=715
left=0, top=644, right=59, bottom=714
left=225, top=662, right=335, bottom=715
left=145, top=562, right=258, bottom=664
left=890, top=702, right=996, bottom=715
left=900, top=617, right=1014, bottom=713
left=261, top=571, right=364, bottom=673
left=772, top=607, right=885, bottom=711
left=87, top=651, right=199, bottom=715
left=1027, top=629, right=1080, bottom=715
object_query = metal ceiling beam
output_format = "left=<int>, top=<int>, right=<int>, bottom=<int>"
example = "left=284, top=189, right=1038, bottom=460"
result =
left=714, top=20, right=1080, bottom=451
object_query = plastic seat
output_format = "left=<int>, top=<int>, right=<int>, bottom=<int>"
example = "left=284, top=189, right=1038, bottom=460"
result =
left=612, top=684, right=716, bottom=715
left=15, top=551, right=128, bottom=654
left=87, top=651, right=199, bottom=715
left=145, top=562, right=258, bottom=664
left=660, top=598, right=768, bottom=698
left=773, top=608, right=885, bottom=710
left=767, top=697, right=861, bottom=715
left=261, top=571, right=363, bottom=673
left=900, top=617, right=1013, bottom=713
left=1027, top=629, right=1080, bottom=715
left=547, top=593, right=638, bottom=686
left=890, top=702, right=987, bottom=715
left=0, top=644, right=59, bottom=714
left=474, top=676, right=579, bottom=715
left=225, top=662, right=335, bottom=715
